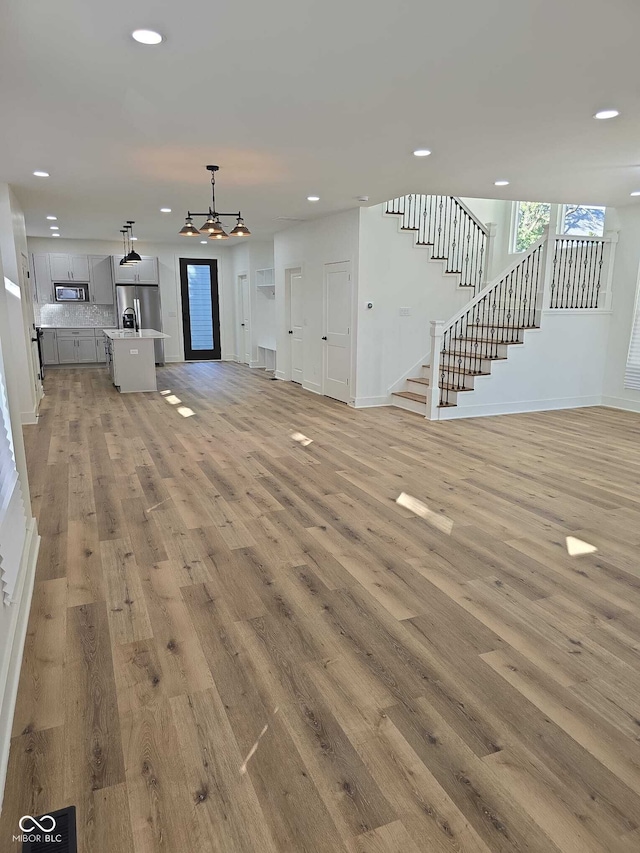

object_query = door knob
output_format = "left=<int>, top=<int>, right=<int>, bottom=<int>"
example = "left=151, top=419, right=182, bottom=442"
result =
left=288, top=330, right=293, bottom=334
left=241, top=323, right=245, bottom=326
left=322, top=336, right=327, bottom=340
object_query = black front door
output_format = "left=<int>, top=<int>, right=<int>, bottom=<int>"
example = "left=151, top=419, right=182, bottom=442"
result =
left=179, top=259, right=221, bottom=360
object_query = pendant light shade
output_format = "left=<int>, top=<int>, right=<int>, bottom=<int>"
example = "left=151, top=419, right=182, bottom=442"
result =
left=230, top=217, right=251, bottom=237
left=200, top=214, right=217, bottom=234
left=179, top=216, right=200, bottom=237
left=209, top=222, right=229, bottom=240
left=126, top=249, right=142, bottom=263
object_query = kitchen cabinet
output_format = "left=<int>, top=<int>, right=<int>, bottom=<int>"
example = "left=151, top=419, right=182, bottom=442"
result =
left=56, top=328, right=102, bottom=363
left=41, top=329, right=59, bottom=364
left=111, top=256, right=159, bottom=285
left=49, top=254, right=90, bottom=282
left=31, top=254, right=54, bottom=303
left=89, top=255, right=114, bottom=304
left=95, top=336, right=106, bottom=363
left=56, top=338, right=77, bottom=363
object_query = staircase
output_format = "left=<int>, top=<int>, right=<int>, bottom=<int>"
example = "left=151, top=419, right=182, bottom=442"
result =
left=385, top=194, right=490, bottom=293
left=385, top=195, right=617, bottom=419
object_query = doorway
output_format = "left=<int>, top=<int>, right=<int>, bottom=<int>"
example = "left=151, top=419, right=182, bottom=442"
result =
left=179, top=259, right=221, bottom=360
left=238, top=274, right=251, bottom=364
left=323, top=261, right=352, bottom=403
left=286, top=268, right=303, bottom=383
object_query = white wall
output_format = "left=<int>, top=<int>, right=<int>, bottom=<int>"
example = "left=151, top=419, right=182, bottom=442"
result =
left=603, top=204, right=640, bottom=412
left=439, top=311, right=610, bottom=419
left=27, top=237, right=234, bottom=362
left=0, top=185, right=41, bottom=423
left=274, top=208, right=360, bottom=395
left=460, top=196, right=515, bottom=277
left=356, top=204, right=471, bottom=406
left=0, top=247, right=39, bottom=812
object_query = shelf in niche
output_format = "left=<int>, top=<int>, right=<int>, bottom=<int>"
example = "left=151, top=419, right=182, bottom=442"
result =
left=256, top=267, right=275, bottom=296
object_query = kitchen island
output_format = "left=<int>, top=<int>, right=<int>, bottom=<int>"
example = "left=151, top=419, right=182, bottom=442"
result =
left=103, top=328, right=170, bottom=393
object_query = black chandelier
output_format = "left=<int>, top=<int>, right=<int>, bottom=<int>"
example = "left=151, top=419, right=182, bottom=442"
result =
left=179, top=165, right=250, bottom=240
left=119, top=221, right=142, bottom=266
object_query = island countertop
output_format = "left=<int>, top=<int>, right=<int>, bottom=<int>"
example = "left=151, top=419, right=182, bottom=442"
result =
left=102, top=328, right=170, bottom=340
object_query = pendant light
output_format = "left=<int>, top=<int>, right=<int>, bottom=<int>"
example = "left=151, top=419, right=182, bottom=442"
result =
left=230, top=216, right=251, bottom=237
left=119, top=229, right=133, bottom=266
left=179, top=215, right=201, bottom=237
left=179, top=165, right=250, bottom=238
left=125, top=221, right=142, bottom=263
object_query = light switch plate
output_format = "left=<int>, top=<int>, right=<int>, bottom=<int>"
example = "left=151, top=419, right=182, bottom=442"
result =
left=130, top=348, right=139, bottom=355
left=399, top=307, right=411, bottom=317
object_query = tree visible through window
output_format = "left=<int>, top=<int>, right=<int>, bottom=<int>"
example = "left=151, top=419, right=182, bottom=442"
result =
left=514, top=202, right=551, bottom=253
left=561, top=205, right=605, bottom=237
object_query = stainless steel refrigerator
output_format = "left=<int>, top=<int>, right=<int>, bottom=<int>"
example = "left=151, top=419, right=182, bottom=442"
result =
left=116, top=284, right=165, bottom=364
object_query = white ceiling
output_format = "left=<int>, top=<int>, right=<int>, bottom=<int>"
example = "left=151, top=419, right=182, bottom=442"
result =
left=1, top=0, right=640, bottom=243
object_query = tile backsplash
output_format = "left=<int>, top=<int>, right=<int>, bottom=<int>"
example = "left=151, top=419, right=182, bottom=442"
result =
left=36, top=303, right=116, bottom=328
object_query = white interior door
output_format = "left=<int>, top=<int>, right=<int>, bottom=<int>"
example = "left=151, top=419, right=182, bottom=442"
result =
left=323, top=261, right=352, bottom=403
left=289, top=271, right=303, bottom=383
left=239, top=275, right=250, bottom=364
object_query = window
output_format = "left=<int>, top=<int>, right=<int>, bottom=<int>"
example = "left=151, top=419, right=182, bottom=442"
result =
left=560, top=204, right=605, bottom=237
left=624, top=277, right=640, bottom=391
left=513, top=201, right=551, bottom=253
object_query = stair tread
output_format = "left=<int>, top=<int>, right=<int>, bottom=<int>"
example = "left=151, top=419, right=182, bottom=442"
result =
left=438, top=383, right=473, bottom=392
left=438, top=402, right=457, bottom=408
left=444, top=352, right=508, bottom=361
left=407, top=377, right=430, bottom=385
left=392, top=391, right=427, bottom=403
left=454, top=336, right=523, bottom=344
left=436, top=366, right=490, bottom=376
left=468, top=323, right=539, bottom=330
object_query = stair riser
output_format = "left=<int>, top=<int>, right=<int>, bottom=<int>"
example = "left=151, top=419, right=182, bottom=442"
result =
left=392, top=395, right=428, bottom=415
left=466, top=329, right=525, bottom=344
left=435, top=373, right=475, bottom=390
left=406, top=378, right=431, bottom=392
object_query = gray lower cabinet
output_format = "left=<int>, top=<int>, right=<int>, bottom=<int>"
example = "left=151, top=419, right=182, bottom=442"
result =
left=56, top=338, right=77, bottom=363
left=42, top=329, right=59, bottom=364
left=55, top=329, right=105, bottom=364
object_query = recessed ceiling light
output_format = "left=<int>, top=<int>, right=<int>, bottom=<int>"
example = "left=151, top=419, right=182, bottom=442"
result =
left=160, top=207, right=172, bottom=213
left=594, top=109, right=619, bottom=120
left=52, top=233, right=60, bottom=237
left=200, top=240, right=207, bottom=244
left=132, top=29, right=163, bottom=45
left=413, top=149, right=431, bottom=157
left=130, top=236, right=138, bottom=241
left=631, top=191, right=640, bottom=197
left=307, top=196, right=320, bottom=202
left=33, top=171, right=49, bottom=177
left=49, top=225, right=59, bottom=230
left=494, top=180, right=510, bottom=186
left=46, top=215, right=57, bottom=220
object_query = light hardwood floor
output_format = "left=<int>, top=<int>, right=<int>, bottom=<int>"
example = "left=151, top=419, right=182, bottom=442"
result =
left=2, top=362, right=640, bottom=853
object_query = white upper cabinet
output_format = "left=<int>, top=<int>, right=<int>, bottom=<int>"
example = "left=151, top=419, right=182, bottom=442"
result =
left=31, top=253, right=53, bottom=304
left=49, top=254, right=90, bottom=282
left=89, top=255, right=114, bottom=304
left=111, top=255, right=159, bottom=285
left=135, top=257, right=159, bottom=284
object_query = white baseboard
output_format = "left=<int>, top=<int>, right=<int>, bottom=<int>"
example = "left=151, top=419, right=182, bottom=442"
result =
left=352, top=396, right=391, bottom=408
left=249, top=361, right=266, bottom=369
left=602, top=395, right=640, bottom=414
left=302, top=380, right=322, bottom=395
left=0, top=518, right=40, bottom=813
left=275, top=370, right=287, bottom=381
left=20, top=410, right=38, bottom=426
left=436, top=395, right=603, bottom=420
left=164, top=356, right=183, bottom=363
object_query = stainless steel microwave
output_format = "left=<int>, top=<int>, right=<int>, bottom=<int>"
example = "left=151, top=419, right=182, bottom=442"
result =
left=54, top=284, right=88, bottom=302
